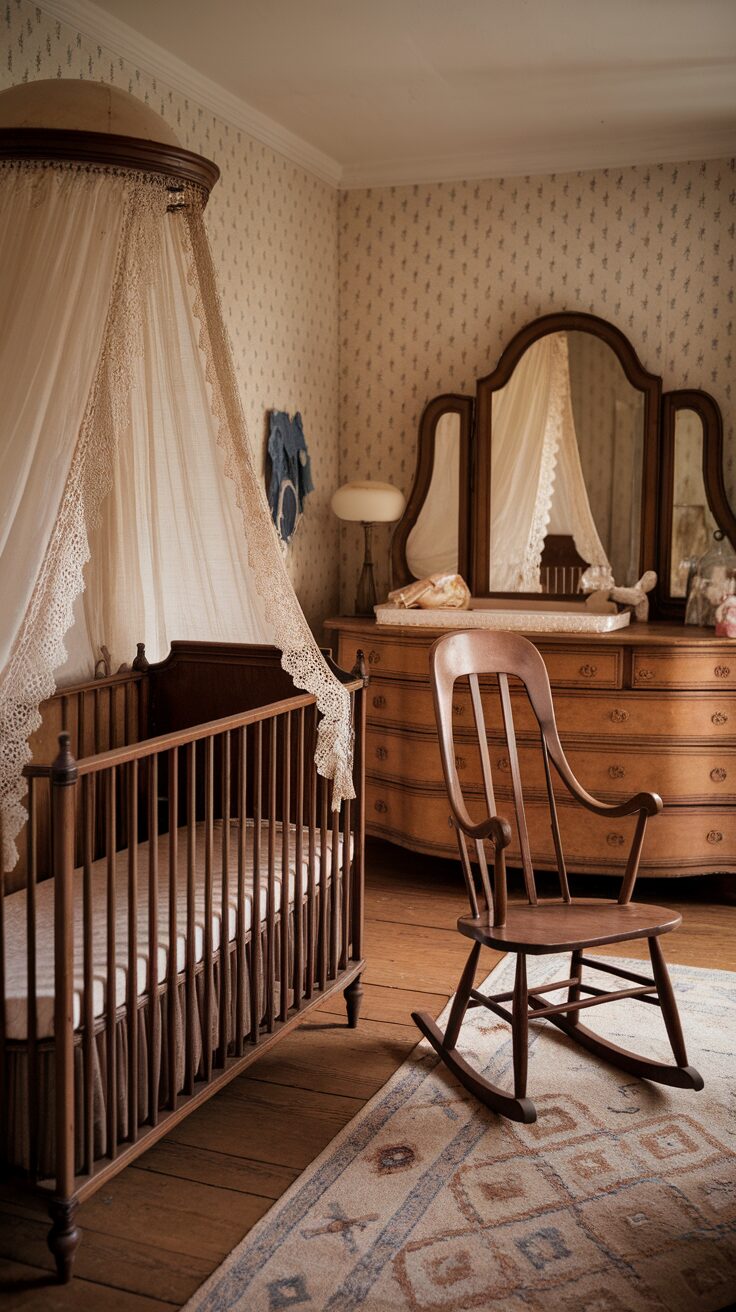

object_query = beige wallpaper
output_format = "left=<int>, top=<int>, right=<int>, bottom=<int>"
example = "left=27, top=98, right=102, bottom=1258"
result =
left=338, top=160, right=736, bottom=608
left=1, top=0, right=340, bottom=632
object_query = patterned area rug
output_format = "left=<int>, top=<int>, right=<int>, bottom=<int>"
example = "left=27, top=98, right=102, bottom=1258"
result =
left=185, top=955, right=736, bottom=1312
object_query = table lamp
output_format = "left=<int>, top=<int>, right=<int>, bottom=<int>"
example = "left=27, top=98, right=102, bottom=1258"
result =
left=331, top=480, right=406, bottom=615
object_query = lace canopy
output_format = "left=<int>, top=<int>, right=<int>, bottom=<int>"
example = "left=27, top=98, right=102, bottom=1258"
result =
left=0, top=82, right=354, bottom=871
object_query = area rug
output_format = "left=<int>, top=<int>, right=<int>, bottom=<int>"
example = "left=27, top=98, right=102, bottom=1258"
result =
left=185, top=954, right=736, bottom=1312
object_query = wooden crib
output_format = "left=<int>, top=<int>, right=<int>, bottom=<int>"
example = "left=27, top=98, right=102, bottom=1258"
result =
left=0, top=640, right=367, bottom=1282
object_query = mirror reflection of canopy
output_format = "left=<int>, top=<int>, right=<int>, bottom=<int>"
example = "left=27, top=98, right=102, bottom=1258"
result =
left=0, top=80, right=354, bottom=871
left=490, top=333, right=613, bottom=592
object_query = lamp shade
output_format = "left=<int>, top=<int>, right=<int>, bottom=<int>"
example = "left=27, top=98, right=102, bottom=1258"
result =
left=331, top=480, right=405, bottom=523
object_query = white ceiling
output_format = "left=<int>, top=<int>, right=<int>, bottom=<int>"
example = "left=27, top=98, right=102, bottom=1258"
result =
left=60, top=0, right=736, bottom=186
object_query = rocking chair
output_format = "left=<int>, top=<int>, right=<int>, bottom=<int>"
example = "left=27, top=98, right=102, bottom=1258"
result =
left=413, top=630, right=704, bottom=1124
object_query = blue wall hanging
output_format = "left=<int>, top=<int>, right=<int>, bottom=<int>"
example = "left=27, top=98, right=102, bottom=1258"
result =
left=267, top=410, right=314, bottom=548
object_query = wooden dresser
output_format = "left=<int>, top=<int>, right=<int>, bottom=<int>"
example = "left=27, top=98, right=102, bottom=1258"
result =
left=326, top=618, right=736, bottom=878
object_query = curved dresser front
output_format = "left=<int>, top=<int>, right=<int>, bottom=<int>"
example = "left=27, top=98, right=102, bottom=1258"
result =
left=326, top=618, right=736, bottom=878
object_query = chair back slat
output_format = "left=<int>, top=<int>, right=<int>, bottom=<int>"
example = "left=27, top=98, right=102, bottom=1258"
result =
left=468, top=673, right=496, bottom=818
left=541, top=737, right=571, bottom=901
left=455, top=827, right=480, bottom=918
left=497, top=673, right=537, bottom=905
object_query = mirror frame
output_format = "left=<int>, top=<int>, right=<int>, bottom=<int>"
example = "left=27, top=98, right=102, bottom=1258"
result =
left=390, top=393, right=474, bottom=589
left=393, top=312, right=663, bottom=601
left=472, top=312, right=662, bottom=598
left=658, top=388, right=736, bottom=619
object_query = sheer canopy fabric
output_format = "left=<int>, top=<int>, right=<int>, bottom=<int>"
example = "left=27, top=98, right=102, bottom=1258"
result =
left=0, top=161, right=353, bottom=871
left=489, top=332, right=612, bottom=592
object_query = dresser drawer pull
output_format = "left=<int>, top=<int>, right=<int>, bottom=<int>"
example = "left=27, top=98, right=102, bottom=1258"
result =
left=712, top=711, right=728, bottom=725
left=374, top=799, right=388, bottom=814
left=579, top=663, right=597, bottom=678
left=496, top=756, right=510, bottom=772
left=452, top=702, right=465, bottom=716
left=714, top=665, right=731, bottom=678
left=607, top=832, right=625, bottom=847
left=375, top=746, right=388, bottom=761
left=637, top=668, right=655, bottom=682
left=372, top=695, right=386, bottom=710
left=710, top=767, right=727, bottom=783
left=368, top=649, right=382, bottom=665
left=707, top=830, right=723, bottom=844
left=610, top=709, right=630, bottom=724
left=455, top=755, right=467, bottom=771
left=608, top=764, right=625, bottom=779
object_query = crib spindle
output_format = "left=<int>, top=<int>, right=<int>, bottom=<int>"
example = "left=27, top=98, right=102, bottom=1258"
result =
left=50, top=735, right=79, bottom=1276
left=25, top=777, right=39, bottom=1177
left=250, top=724, right=263, bottom=1043
left=293, top=708, right=305, bottom=1011
left=330, top=794, right=340, bottom=981
left=235, top=726, right=247, bottom=1057
left=203, top=737, right=214, bottom=1082
left=266, top=719, right=277, bottom=1033
left=218, top=731, right=231, bottom=1067
left=340, top=796, right=351, bottom=972
left=319, top=776, right=328, bottom=992
left=305, top=708, right=317, bottom=1000
left=105, top=768, right=117, bottom=1159
left=185, top=743, right=197, bottom=1095
left=127, top=761, right=139, bottom=1145
left=280, top=713, right=291, bottom=1023
left=147, top=754, right=160, bottom=1126
left=167, top=748, right=178, bottom=1107
left=81, top=778, right=94, bottom=1173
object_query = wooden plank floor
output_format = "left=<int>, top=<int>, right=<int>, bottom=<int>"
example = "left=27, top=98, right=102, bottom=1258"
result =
left=1, top=839, right=733, bottom=1309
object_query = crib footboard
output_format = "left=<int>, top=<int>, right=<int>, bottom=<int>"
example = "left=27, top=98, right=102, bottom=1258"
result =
left=0, top=645, right=367, bottom=1283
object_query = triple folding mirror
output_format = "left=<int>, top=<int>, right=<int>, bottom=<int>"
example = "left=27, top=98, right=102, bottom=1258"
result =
left=391, top=311, right=735, bottom=618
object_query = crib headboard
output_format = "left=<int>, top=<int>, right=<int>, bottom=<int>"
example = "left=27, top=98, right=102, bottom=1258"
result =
left=10, top=659, right=149, bottom=893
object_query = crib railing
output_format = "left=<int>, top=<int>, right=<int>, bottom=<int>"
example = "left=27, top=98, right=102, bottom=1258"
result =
left=0, top=672, right=365, bottom=1258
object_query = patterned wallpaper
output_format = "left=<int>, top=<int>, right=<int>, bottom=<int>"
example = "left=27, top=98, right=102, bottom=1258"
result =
left=0, top=0, right=340, bottom=633
left=338, top=160, right=736, bottom=608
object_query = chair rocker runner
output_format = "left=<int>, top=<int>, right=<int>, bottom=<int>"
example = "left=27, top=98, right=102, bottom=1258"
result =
left=413, top=630, right=704, bottom=1124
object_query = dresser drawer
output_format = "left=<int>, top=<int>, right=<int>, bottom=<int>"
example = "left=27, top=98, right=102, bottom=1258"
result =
left=339, top=632, right=622, bottom=689
left=366, top=776, right=736, bottom=874
left=632, top=649, right=736, bottom=690
left=536, top=645, right=622, bottom=688
left=368, top=723, right=736, bottom=809
left=337, top=633, right=430, bottom=679
left=367, top=677, right=736, bottom=747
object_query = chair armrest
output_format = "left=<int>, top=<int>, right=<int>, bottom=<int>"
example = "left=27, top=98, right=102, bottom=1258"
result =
left=549, top=737, right=663, bottom=819
left=452, top=806, right=513, bottom=849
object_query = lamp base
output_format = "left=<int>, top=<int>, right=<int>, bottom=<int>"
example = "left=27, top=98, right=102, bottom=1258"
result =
left=355, top=522, right=378, bottom=616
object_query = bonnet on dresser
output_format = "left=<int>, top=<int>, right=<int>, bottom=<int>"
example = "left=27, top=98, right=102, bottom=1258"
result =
left=0, top=80, right=354, bottom=873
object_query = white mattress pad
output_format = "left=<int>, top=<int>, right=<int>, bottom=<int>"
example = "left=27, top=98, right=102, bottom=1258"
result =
left=4, top=819, right=349, bottom=1041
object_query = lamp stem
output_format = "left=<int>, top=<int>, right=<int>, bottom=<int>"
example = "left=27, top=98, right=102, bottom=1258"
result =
left=355, top=521, right=377, bottom=615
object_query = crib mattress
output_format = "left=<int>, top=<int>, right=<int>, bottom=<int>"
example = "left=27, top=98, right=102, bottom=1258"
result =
left=4, top=819, right=349, bottom=1041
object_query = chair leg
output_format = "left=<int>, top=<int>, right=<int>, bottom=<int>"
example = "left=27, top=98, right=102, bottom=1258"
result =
left=512, top=953, right=528, bottom=1098
left=444, top=942, right=481, bottom=1049
left=567, top=949, right=583, bottom=1026
left=648, top=936, right=703, bottom=1087
left=413, top=943, right=537, bottom=1124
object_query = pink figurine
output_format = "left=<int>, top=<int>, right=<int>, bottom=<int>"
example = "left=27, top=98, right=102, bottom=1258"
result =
left=715, top=595, right=736, bottom=638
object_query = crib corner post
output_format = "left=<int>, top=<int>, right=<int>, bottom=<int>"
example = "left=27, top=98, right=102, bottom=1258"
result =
left=50, top=734, right=80, bottom=1281
left=350, top=652, right=368, bottom=966
left=47, top=1197, right=80, bottom=1283
left=344, top=973, right=364, bottom=1028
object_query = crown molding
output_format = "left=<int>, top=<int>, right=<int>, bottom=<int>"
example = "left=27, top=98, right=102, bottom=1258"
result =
left=340, top=126, right=736, bottom=191
left=37, top=0, right=343, bottom=187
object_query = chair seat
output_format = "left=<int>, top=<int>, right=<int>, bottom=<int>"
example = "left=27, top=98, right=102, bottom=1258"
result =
left=459, top=898, right=681, bottom=954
